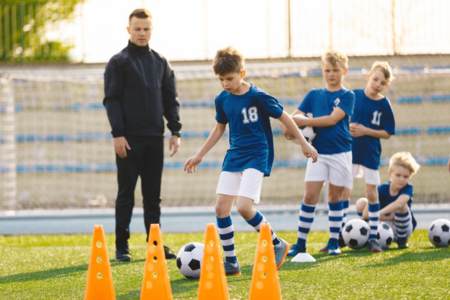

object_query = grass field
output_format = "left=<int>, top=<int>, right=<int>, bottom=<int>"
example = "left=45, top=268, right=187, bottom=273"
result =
left=0, top=230, right=449, bottom=299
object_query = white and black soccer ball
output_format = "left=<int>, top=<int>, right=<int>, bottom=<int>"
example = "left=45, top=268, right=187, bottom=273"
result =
left=428, top=218, right=450, bottom=247
left=342, top=219, right=370, bottom=249
left=376, top=222, right=394, bottom=249
left=301, top=126, right=316, bottom=142
left=176, top=242, right=204, bottom=279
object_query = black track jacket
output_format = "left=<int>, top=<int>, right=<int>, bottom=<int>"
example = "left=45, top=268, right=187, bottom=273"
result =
left=103, top=41, right=182, bottom=138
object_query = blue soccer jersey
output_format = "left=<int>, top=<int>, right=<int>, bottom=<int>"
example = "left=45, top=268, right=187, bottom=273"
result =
left=215, top=85, right=283, bottom=176
left=352, top=89, right=396, bottom=170
left=298, top=88, right=355, bottom=154
left=378, top=182, right=417, bottom=229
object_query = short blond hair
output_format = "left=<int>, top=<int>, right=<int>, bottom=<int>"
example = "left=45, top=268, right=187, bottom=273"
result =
left=369, top=61, right=394, bottom=82
left=321, top=51, right=348, bottom=69
left=388, top=152, right=420, bottom=177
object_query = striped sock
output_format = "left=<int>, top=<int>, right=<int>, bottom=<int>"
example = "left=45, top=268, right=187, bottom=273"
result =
left=296, top=202, right=316, bottom=251
left=368, top=203, right=380, bottom=241
left=216, top=216, right=237, bottom=264
left=394, top=211, right=411, bottom=239
left=246, top=211, right=280, bottom=246
left=328, top=202, right=343, bottom=248
left=341, top=199, right=349, bottom=228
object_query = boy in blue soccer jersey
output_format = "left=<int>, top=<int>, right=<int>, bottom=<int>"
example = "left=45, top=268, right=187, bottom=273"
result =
left=356, top=152, right=420, bottom=248
left=184, top=47, right=318, bottom=275
left=341, top=61, right=396, bottom=253
left=286, top=51, right=355, bottom=256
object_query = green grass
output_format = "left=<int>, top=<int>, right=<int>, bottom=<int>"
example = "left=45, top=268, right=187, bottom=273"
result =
left=0, top=230, right=449, bottom=300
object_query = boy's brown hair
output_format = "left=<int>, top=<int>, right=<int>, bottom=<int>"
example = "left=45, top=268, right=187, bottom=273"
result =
left=321, top=51, right=348, bottom=69
left=388, top=152, right=420, bottom=177
left=213, top=47, right=244, bottom=75
left=129, top=8, right=152, bottom=21
left=369, top=61, right=394, bottom=82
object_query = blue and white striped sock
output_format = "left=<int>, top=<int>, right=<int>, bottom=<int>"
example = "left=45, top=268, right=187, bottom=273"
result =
left=368, top=203, right=380, bottom=241
left=217, top=216, right=237, bottom=264
left=246, top=211, right=280, bottom=246
left=341, top=199, right=349, bottom=228
left=296, top=202, right=316, bottom=251
left=328, top=202, right=343, bottom=247
left=394, top=211, right=410, bottom=238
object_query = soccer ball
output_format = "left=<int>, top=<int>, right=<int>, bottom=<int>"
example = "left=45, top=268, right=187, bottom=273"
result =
left=298, top=113, right=316, bottom=142
left=176, top=242, right=204, bottom=279
left=376, top=222, right=394, bottom=249
left=428, top=218, right=450, bottom=247
left=342, top=219, right=370, bottom=249
left=301, top=126, right=316, bottom=142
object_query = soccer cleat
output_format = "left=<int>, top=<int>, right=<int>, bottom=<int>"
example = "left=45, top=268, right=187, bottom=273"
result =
left=396, top=237, right=409, bottom=249
left=368, top=239, right=383, bottom=253
left=320, top=237, right=344, bottom=253
left=223, top=260, right=241, bottom=276
left=116, top=249, right=131, bottom=262
left=164, top=245, right=177, bottom=259
left=274, top=239, right=290, bottom=269
left=327, top=247, right=341, bottom=255
left=287, top=243, right=305, bottom=257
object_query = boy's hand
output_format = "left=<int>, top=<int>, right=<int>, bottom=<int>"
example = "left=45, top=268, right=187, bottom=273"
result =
left=350, top=123, right=367, bottom=137
left=184, top=155, right=202, bottom=173
left=301, top=143, right=318, bottom=162
left=293, top=114, right=309, bottom=128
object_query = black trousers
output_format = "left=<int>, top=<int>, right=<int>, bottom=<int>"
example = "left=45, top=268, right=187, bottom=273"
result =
left=115, top=136, right=164, bottom=251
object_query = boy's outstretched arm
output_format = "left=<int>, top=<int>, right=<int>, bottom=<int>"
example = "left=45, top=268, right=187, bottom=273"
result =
left=184, top=122, right=226, bottom=173
left=293, top=107, right=346, bottom=128
left=379, top=195, right=410, bottom=216
left=279, top=111, right=318, bottom=162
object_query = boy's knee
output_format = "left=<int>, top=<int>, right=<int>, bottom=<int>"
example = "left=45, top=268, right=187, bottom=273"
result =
left=236, top=204, right=253, bottom=220
left=396, top=204, right=409, bottom=213
left=303, top=194, right=318, bottom=205
left=355, top=197, right=368, bottom=213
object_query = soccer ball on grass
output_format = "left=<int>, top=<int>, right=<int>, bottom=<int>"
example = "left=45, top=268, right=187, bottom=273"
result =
left=342, top=219, right=369, bottom=249
left=176, top=242, right=204, bottom=279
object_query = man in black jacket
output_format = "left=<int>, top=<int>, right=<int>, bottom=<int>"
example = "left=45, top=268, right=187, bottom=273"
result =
left=103, top=8, right=181, bottom=262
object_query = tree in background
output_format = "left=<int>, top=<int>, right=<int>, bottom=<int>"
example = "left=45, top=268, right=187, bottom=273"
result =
left=0, top=0, right=83, bottom=62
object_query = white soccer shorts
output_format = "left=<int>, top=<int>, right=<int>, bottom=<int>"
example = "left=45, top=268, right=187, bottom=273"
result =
left=304, top=151, right=353, bottom=188
left=216, top=168, right=264, bottom=203
left=353, top=164, right=381, bottom=185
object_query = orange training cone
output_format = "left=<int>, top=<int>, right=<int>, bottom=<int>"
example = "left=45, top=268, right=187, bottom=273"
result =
left=84, top=224, right=116, bottom=300
left=248, top=223, right=282, bottom=300
left=198, top=223, right=229, bottom=300
left=140, top=224, right=173, bottom=300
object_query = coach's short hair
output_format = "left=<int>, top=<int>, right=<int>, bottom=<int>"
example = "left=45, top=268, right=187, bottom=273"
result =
left=213, top=47, right=244, bottom=75
left=129, top=8, right=152, bottom=21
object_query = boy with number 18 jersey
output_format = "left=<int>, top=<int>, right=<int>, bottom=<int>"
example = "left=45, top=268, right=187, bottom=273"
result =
left=184, top=47, right=318, bottom=275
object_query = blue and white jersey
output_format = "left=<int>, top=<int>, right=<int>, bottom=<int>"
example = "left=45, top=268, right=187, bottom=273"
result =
left=298, top=88, right=355, bottom=154
left=215, top=85, right=283, bottom=176
left=378, top=182, right=417, bottom=229
left=352, top=89, right=395, bottom=170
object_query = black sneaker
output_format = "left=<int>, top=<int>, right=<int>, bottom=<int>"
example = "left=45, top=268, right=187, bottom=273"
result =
left=368, top=239, right=382, bottom=253
left=164, top=245, right=177, bottom=259
left=223, top=260, right=241, bottom=276
left=397, top=237, right=409, bottom=249
left=116, top=249, right=131, bottom=262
